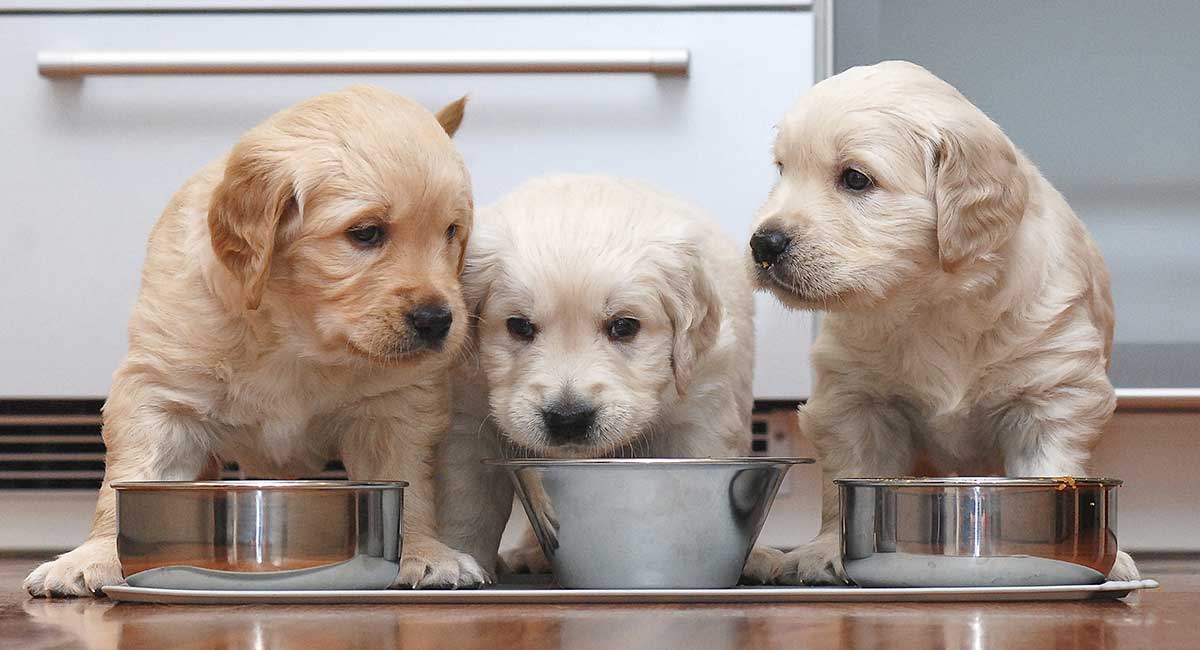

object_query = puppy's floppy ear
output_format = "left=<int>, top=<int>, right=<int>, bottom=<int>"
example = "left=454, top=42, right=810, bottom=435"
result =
left=435, top=95, right=469, bottom=138
left=459, top=218, right=500, bottom=315
left=208, top=139, right=296, bottom=310
left=931, top=110, right=1029, bottom=271
left=659, top=243, right=722, bottom=396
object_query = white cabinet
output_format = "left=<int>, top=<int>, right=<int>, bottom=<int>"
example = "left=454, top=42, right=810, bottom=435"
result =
left=0, top=8, right=816, bottom=399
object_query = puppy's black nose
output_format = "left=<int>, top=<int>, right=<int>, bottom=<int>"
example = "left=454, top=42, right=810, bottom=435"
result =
left=542, top=402, right=596, bottom=443
left=407, top=304, right=453, bottom=345
left=750, top=229, right=791, bottom=266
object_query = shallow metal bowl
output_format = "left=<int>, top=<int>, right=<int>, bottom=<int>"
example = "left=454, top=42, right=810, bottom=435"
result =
left=486, top=458, right=812, bottom=589
left=838, top=477, right=1121, bottom=588
left=113, top=480, right=405, bottom=590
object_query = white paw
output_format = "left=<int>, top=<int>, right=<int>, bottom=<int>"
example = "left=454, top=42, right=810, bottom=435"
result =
left=24, top=539, right=123, bottom=598
left=1107, top=550, right=1140, bottom=582
left=498, top=542, right=552, bottom=575
left=396, top=540, right=490, bottom=589
left=741, top=546, right=784, bottom=584
left=772, top=535, right=849, bottom=586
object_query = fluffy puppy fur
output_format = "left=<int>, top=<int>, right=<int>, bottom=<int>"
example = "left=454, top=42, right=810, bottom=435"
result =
left=25, top=86, right=487, bottom=597
left=747, top=61, right=1137, bottom=584
left=437, top=174, right=757, bottom=575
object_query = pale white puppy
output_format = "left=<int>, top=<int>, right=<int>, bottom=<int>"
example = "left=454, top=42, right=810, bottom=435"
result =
left=747, top=61, right=1137, bottom=584
left=25, top=87, right=486, bottom=597
left=438, top=174, right=757, bottom=576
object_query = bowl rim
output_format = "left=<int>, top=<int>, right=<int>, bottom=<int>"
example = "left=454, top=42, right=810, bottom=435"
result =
left=111, top=480, right=408, bottom=490
left=481, top=456, right=814, bottom=467
left=834, top=476, right=1122, bottom=487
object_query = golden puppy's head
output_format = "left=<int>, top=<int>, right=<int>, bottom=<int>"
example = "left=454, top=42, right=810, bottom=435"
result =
left=466, top=175, right=721, bottom=457
left=208, top=86, right=472, bottom=366
left=750, top=60, right=1030, bottom=311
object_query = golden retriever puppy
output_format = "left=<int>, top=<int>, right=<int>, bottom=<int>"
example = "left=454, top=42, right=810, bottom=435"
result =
left=25, top=86, right=487, bottom=597
left=436, top=174, right=757, bottom=576
left=747, top=61, right=1137, bottom=584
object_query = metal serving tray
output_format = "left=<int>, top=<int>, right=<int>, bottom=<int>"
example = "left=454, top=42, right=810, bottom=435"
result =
left=104, top=579, right=1158, bottom=605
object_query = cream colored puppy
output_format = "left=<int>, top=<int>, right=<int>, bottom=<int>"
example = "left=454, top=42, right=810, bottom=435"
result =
left=437, top=174, right=756, bottom=576
left=747, top=61, right=1137, bottom=584
left=25, top=86, right=487, bottom=597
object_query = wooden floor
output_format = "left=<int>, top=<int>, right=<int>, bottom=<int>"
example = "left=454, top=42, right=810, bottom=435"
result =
left=1, top=556, right=1196, bottom=649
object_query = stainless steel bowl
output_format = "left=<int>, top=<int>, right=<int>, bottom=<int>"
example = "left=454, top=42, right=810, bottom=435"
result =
left=487, top=457, right=812, bottom=589
left=838, top=477, right=1121, bottom=588
left=113, top=480, right=405, bottom=590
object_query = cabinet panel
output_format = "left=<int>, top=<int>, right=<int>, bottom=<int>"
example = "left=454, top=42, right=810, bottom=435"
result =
left=0, top=11, right=814, bottom=398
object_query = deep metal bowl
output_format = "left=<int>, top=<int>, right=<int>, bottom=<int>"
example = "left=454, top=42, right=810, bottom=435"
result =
left=113, top=480, right=405, bottom=590
left=838, top=477, right=1121, bottom=588
left=486, top=457, right=812, bottom=589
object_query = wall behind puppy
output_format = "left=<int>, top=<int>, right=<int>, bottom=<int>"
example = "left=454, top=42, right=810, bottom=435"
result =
left=832, top=0, right=1200, bottom=389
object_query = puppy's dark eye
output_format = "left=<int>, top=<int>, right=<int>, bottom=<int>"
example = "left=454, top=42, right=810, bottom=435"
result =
left=840, top=168, right=873, bottom=191
left=445, top=224, right=459, bottom=241
left=774, top=161, right=784, bottom=175
left=346, top=224, right=385, bottom=247
left=506, top=317, right=536, bottom=341
left=606, top=317, right=640, bottom=341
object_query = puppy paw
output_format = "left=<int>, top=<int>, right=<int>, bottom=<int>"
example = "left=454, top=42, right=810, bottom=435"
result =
left=771, top=535, right=849, bottom=586
left=740, top=546, right=784, bottom=584
left=396, top=539, right=490, bottom=589
left=1107, top=550, right=1140, bottom=582
left=24, top=539, right=123, bottom=598
left=498, top=542, right=552, bottom=575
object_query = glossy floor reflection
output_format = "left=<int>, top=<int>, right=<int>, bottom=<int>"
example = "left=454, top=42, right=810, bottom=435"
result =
left=4, top=557, right=1196, bottom=650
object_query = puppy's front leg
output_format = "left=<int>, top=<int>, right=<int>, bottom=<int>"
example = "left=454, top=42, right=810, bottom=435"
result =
left=339, top=380, right=488, bottom=589
left=998, top=384, right=1138, bottom=581
left=769, top=397, right=915, bottom=585
left=24, top=392, right=210, bottom=597
left=436, top=410, right=513, bottom=577
left=999, top=381, right=1110, bottom=478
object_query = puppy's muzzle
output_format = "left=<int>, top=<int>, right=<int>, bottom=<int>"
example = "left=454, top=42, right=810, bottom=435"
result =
left=541, top=401, right=597, bottom=444
left=750, top=229, right=791, bottom=268
left=406, top=303, right=453, bottom=348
